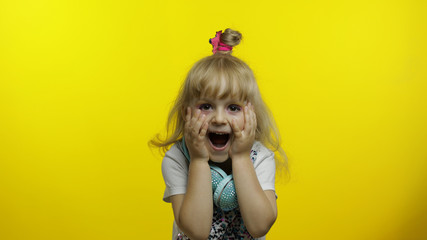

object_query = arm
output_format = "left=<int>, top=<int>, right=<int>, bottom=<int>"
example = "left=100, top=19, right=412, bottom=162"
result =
left=171, top=160, right=212, bottom=240
left=232, top=155, right=277, bottom=237
left=170, top=108, right=212, bottom=240
left=229, top=103, right=277, bottom=237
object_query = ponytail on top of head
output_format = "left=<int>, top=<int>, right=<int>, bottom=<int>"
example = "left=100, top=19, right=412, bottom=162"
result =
left=209, top=29, right=242, bottom=55
left=220, top=28, right=242, bottom=48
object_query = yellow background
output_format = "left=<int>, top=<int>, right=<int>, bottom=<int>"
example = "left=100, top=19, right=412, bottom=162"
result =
left=1, top=0, right=426, bottom=239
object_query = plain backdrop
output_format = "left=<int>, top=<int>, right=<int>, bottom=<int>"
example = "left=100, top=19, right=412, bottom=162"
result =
left=1, top=0, right=426, bottom=239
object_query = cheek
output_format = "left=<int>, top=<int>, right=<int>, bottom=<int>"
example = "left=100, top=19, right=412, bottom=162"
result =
left=230, top=114, right=245, bottom=129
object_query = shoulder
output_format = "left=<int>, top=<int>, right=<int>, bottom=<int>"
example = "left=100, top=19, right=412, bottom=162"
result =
left=161, top=142, right=189, bottom=202
left=162, top=142, right=189, bottom=175
left=251, top=141, right=273, bottom=155
left=164, top=142, right=186, bottom=160
left=251, top=141, right=276, bottom=192
left=251, top=141, right=275, bottom=167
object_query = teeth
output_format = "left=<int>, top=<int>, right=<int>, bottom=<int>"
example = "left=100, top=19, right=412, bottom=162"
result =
left=208, top=130, right=230, bottom=135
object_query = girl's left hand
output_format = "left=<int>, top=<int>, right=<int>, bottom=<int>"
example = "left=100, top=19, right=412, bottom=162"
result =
left=228, top=102, right=257, bottom=159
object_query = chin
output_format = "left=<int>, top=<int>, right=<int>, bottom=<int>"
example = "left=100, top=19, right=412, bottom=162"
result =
left=209, top=153, right=230, bottom=163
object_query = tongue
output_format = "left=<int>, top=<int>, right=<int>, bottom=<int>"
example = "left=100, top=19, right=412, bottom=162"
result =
left=210, top=134, right=228, bottom=147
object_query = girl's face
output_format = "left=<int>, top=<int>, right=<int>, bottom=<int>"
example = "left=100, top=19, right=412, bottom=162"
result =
left=192, top=96, right=246, bottom=162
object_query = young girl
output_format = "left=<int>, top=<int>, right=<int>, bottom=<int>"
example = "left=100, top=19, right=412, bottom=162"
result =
left=151, top=29, right=287, bottom=240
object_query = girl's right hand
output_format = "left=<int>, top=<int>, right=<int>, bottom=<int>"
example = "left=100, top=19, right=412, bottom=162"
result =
left=184, top=107, right=209, bottom=162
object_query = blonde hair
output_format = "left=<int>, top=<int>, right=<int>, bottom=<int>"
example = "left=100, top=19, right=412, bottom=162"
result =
left=150, top=29, right=288, bottom=175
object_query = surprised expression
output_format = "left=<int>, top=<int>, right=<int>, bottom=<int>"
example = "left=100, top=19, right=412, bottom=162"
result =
left=193, top=96, right=245, bottom=162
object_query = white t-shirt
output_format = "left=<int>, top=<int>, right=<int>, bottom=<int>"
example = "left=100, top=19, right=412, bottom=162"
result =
left=162, top=140, right=276, bottom=240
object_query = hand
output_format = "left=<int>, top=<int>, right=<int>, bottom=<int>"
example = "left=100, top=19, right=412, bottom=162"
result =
left=184, top=107, right=210, bottom=162
left=228, top=102, right=257, bottom=159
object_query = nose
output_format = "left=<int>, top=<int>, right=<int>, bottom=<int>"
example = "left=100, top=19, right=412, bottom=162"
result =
left=212, top=109, right=227, bottom=125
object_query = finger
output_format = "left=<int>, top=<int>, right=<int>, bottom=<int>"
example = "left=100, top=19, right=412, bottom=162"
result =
left=252, top=106, right=257, bottom=126
left=200, top=121, right=208, bottom=137
left=252, top=110, right=257, bottom=135
left=244, top=103, right=254, bottom=135
left=231, top=118, right=242, bottom=138
left=248, top=102, right=256, bottom=128
left=249, top=103, right=255, bottom=127
left=190, top=109, right=201, bottom=126
left=244, top=104, right=251, bottom=131
left=194, top=114, right=206, bottom=134
left=251, top=115, right=257, bottom=136
left=249, top=103, right=256, bottom=124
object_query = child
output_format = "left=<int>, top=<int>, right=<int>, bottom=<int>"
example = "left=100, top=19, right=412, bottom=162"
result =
left=151, top=29, right=287, bottom=240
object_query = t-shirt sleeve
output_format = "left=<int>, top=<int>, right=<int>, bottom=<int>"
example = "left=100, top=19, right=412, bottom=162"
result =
left=161, top=142, right=276, bottom=202
left=161, top=144, right=189, bottom=203
left=252, top=142, right=276, bottom=192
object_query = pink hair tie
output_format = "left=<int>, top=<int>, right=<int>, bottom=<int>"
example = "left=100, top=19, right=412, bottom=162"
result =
left=209, top=31, right=233, bottom=54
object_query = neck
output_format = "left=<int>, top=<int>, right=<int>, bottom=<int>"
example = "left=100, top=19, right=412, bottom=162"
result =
left=209, top=158, right=232, bottom=175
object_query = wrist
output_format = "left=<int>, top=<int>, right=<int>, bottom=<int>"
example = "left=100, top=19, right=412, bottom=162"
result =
left=230, top=152, right=251, bottom=162
left=190, top=157, right=210, bottom=165
left=188, top=152, right=210, bottom=163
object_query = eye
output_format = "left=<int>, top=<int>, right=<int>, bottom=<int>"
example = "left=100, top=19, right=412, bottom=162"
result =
left=228, top=104, right=242, bottom=112
left=199, top=104, right=212, bottom=111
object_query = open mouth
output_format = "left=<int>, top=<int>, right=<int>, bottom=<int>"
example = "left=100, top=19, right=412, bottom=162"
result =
left=208, top=132, right=230, bottom=151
